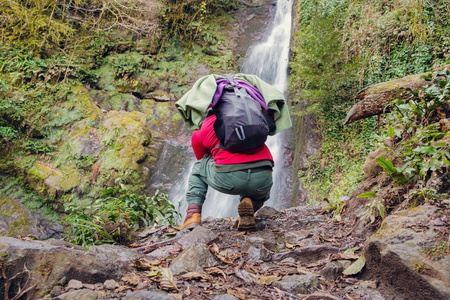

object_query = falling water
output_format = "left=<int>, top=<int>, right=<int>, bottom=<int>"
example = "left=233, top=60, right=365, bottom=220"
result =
left=170, top=0, right=293, bottom=221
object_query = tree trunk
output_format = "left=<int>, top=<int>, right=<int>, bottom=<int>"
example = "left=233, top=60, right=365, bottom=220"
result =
left=343, top=65, right=450, bottom=125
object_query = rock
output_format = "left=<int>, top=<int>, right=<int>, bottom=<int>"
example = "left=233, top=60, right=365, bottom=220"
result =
left=94, top=282, right=103, bottom=290
left=247, top=246, right=262, bottom=263
left=272, top=245, right=339, bottom=263
left=122, top=290, right=179, bottom=299
left=364, top=205, right=450, bottom=300
left=0, top=237, right=141, bottom=297
left=55, top=289, right=99, bottom=300
left=50, top=285, right=63, bottom=297
left=136, top=282, right=148, bottom=290
left=170, top=243, right=218, bottom=275
left=362, top=147, right=394, bottom=179
left=344, top=281, right=386, bottom=300
left=66, top=279, right=83, bottom=290
left=280, top=257, right=295, bottom=264
left=255, top=206, right=283, bottom=219
left=214, top=294, right=240, bottom=300
left=148, top=226, right=218, bottom=259
left=104, top=279, right=117, bottom=290
left=272, top=274, right=319, bottom=294
left=145, top=90, right=175, bottom=102
left=58, top=276, right=67, bottom=286
left=0, top=197, right=63, bottom=239
left=320, top=261, right=344, bottom=280
left=177, top=226, right=218, bottom=248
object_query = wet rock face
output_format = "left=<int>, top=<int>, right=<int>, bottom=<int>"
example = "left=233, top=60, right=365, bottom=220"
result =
left=364, top=205, right=450, bottom=300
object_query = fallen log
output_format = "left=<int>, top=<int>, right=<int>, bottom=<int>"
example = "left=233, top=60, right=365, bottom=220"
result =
left=343, top=65, right=450, bottom=125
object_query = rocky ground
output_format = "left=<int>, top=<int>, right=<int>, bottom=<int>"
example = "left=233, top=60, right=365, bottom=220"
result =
left=1, top=202, right=448, bottom=300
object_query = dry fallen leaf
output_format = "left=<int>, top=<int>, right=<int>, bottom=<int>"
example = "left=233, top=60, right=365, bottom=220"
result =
left=168, top=294, right=183, bottom=300
left=256, top=275, right=280, bottom=285
left=121, top=273, right=141, bottom=286
left=209, top=243, right=241, bottom=264
left=227, top=288, right=245, bottom=300
left=160, top=268, right=179, bottom=291
left=205, top=267, right=228, bottom=280
left=343, top=254, right=366, bottom=275
left=133, top=258, right=162, bottom=270
left=181, top=271, right=211, bottom=281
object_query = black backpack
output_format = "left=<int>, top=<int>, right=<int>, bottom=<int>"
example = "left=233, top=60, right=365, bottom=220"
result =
left=212, top=75, right=276, bottom=153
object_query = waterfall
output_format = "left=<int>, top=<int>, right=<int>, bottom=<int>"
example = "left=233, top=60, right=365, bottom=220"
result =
left=170, top=0, right=293, bottom=221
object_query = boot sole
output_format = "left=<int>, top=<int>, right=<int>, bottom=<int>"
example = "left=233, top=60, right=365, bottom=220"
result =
left=238, top=199, right=256, bottom=231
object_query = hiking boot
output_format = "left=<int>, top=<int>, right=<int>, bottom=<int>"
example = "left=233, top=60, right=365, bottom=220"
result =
left=237, top=197, right=256, bottom=231
left=180, top=213, right=201, bottom=230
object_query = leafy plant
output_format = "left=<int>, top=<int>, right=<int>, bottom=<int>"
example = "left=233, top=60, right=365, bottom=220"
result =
left=24, top=140, right=54, bottom=154
left=63, top=187, right=180, bottom=248
left=377, top=69, right=450, bottom=200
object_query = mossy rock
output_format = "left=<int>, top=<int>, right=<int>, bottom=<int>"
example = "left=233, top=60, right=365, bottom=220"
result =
left=97, top=110, right=151, bottom=173
left=27, top=161, right=82, bottom=196
left=0, top=197, right=35, bottom=237
left=71, top=85, right=102, bottom=121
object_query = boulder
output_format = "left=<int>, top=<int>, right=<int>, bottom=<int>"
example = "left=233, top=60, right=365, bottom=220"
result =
left=364, top=205, right=450, bottom=300
left=0, top=237, right=141, bottom=298
left=0, top=197, right=63, bottom=239
left=169, top=243, right=218, bottom=275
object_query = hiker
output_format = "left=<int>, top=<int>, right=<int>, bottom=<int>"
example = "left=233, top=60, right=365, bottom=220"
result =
left=176, top=74, right=292, bottom=231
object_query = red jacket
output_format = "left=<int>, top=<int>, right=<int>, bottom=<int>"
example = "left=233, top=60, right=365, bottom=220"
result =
left=192, top=115, right=274, bottom=164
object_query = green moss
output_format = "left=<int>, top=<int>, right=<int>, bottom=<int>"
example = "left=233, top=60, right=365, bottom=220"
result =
left=71, top=85, right=102, bottom=120
left=0, top=197, right=33, bottom=236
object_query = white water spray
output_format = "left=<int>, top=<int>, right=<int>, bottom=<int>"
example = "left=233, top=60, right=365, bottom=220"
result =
left=170, top=0, right=293, bottom=221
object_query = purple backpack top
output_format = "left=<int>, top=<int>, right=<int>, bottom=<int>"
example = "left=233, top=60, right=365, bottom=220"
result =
left=211, top=74, right=276, bottom=153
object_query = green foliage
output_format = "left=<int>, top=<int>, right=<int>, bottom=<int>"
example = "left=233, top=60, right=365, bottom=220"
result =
left=1, top=0, right=161, bottom=55
left=291, top=0, right=450, bottom=205
left=160, top=0, right=239, bottom=49
left=63, top=187, right=180, bottom=248
left=24, top=140, right=54, bottom=154
left=377, top=69, right=450, bottom=199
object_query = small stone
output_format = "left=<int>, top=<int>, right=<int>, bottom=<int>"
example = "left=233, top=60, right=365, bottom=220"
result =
left=255, top=206, right=283, bottom=219
left=273, top=274, right=319, bottom=294
left=320, top=261, right=344, bottom=280
left=83, top=283, right=96, bottom=290
left=50, top=286, right=63, bottom=297
left=122, top=290, right=178, bottom=300
left=280, top=257, right=295, bottom=264
left=214, top=294, right=240, bottom=300
left=58, top=277, right=67, bottom=286
left=66, top=279, right=83, bottom=290
left=94, top=282, right=104, bottom=290
left=135, top=282, right=148, bottom=290
left=247, top=246, right=261, bottom=263
left=104, top=279, right=117, bottom=290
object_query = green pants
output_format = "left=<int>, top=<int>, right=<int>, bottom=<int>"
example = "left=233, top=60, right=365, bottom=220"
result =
left=186, top=156, right=273, bottom=206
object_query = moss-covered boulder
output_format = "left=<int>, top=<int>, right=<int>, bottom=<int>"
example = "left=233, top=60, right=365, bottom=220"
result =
left=0, top=197, right=61, bottom=239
